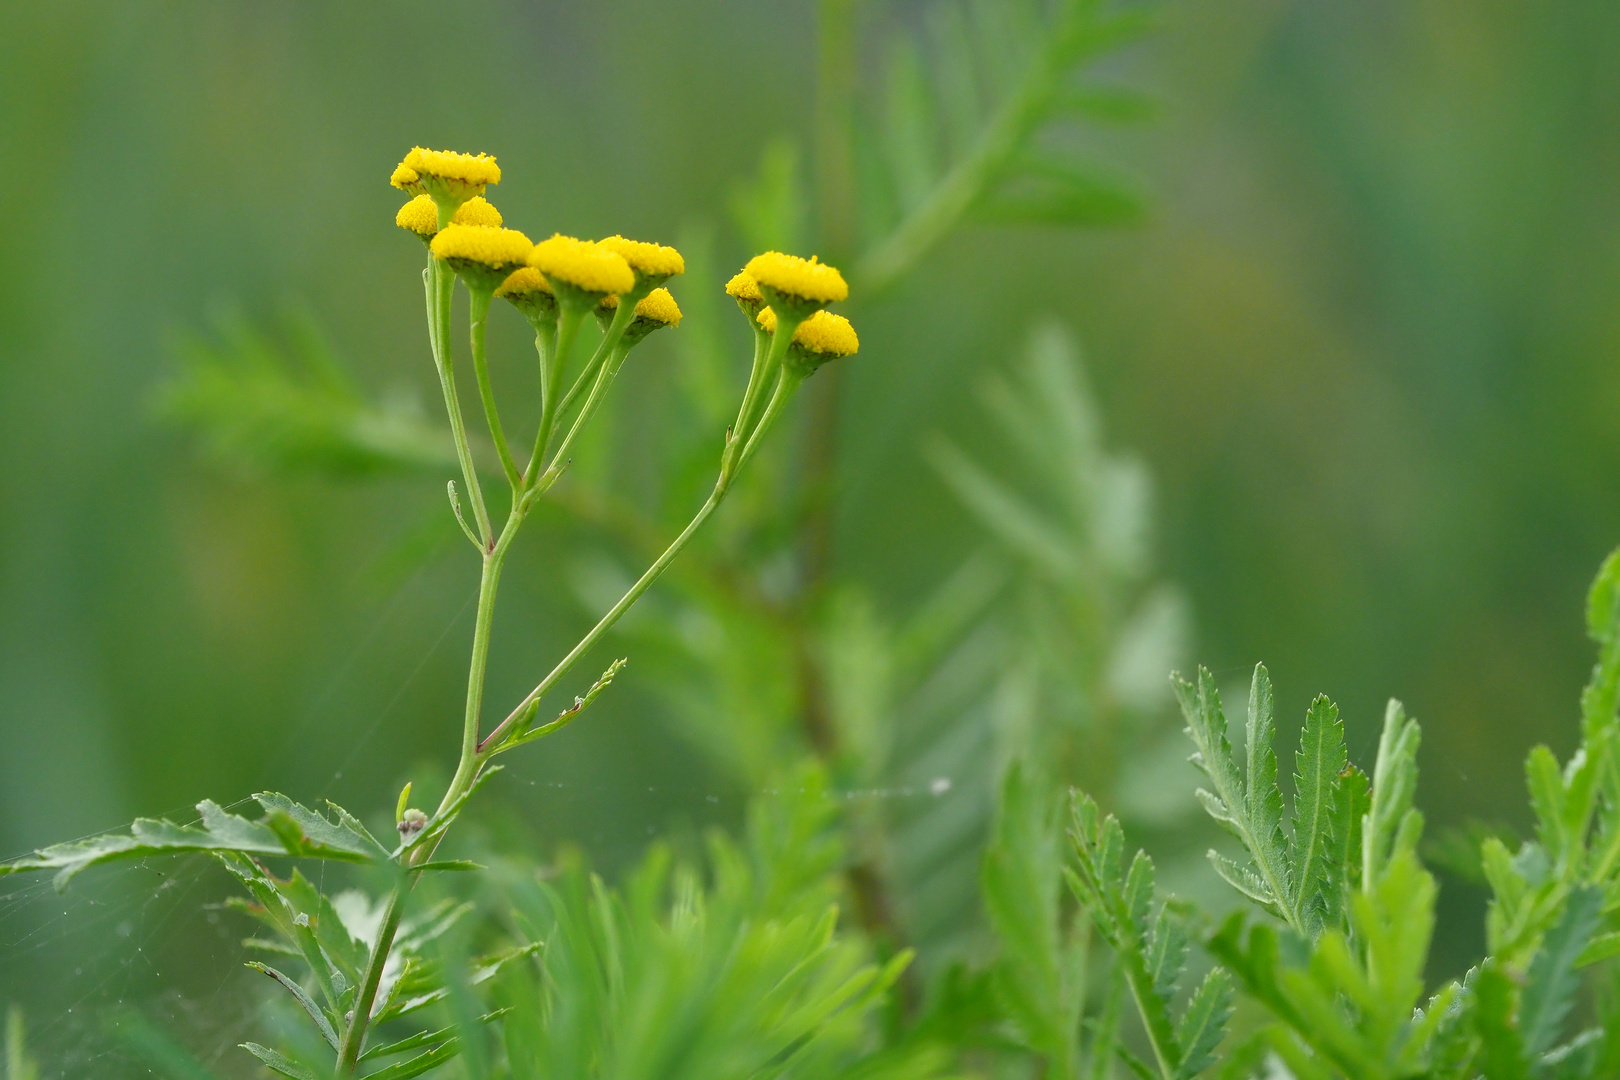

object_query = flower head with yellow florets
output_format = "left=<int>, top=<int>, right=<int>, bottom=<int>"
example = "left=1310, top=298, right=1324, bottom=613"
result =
left=431, top=224, right=534, bottom=293
left=743, top=251, right=848, bottom=319
left=756, top=306, right=859, bottom=374
left=724, top=270, right=765, bottom=318
left=391, top=146, right=501, bottom=221
left=598, top=287, right=683, bottom=347
left=495, top=267, right=555, bottom=323
left=396, top=195, right=502, bottom=243
left=597, top=236, right=685, bottom=291
left=527, top=234, right=635, bottom=303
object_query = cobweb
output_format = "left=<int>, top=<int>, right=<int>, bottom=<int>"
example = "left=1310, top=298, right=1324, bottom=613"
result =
left=0, top=560, right=962, bottom=1079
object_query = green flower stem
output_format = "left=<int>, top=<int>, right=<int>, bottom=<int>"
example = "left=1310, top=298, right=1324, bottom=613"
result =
left=520, top=319, right=560, bottom=487
left=734, top=365, right=805, bottom=479
left=527, top=301, right=589, bottom=483
left=480, top=487, right=722, bottom=757
left=429, top=260, right=492, bottom=544
left=555, top=290, right=641, bottom=422
left=335, top=880, right=407, bottom=1075
left=527, top=342, right=631, bottom=503
left=468, top=288, right=522, bottom=491
left=722, top=314, right=802, bottom=486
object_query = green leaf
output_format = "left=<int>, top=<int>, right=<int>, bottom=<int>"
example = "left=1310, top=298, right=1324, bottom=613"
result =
left=496, top=660, right=627, bottom=755
left=255, top=792, right=391, bottom=862
left=1175, top=968, right=1234, bottom=1079
left=983, top=763, right=1077, bottom=1068
left=1365, top=699, right=1422, bottom=888
left=0, top=795, right=385, bottom=889
left=1146, top=906, right=1187, bottom=1003
left=1177, top=665, right=1295, bottom=929
left=1472, top=962, right=1531, bottom=1080
left=246, top=963, right=338, bottom=1050
left=974, top=161, right=1145, bottom=228
left=1326, top=764, right=1370, bottom=927
left=1289, top=695, right=1347, bottom=933
left=1522, top=886, right=1604, bottom=1057
left=156, top=305, right=455, bottom=479
left=360, top=1040, right=462, bottom=1080
left=239, top=1042, right=317, bottom=1080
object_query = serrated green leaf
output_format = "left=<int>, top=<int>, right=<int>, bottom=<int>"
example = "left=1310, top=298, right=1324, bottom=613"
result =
left=246, top=963, right=338, bottom=1050
left=1146, top=906, right=1187, bottom=1003
left=255, top=793, right=390, bottom=862
left=1175, top=968, right=1233, bottom=1079
left=983, top=763, right=1076, bottom=1068
left=1326, top=764, right=1369, bottom=928
left=0, top=793, right=387, bottom=889
left=239, top=1042, right=317, bottom=1080
left=1177, top=665, right=1297, bottom=931
left=1365, top=699, right=1422, bottom=889
left=1472, top=962, right=1531, bottom=1080
left=1522, top=886, right=1604, bottom=1057
left=1290, top=695, right=1347, bottom=934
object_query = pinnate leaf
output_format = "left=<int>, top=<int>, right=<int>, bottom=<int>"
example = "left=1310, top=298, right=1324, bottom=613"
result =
left=0, top=793, right=386, bottom=889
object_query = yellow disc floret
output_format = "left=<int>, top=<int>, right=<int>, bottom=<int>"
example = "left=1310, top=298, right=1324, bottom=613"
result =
left=725, top=270, right=763, bottom=305
left=453, top=196, right=502, bottom=228
left=597, top=236, right=685, bottom=280
left=403, top=146, right=501, bottom=188
left=396, top=194, right=503, bottom=240
left=396, top=195, right=438, bottom=237
left=390, top=163, right=423, bottom=195
left=793, top=310, right=858, bottom=356
left=496, top=266, right=551, bottom=299
left=634, top=287, right=682, bottom=327
left=757, top=307, right=858, bottom=358
left=744, top=251, right=848, bottom=305
left=430, top=224, right=533, bottom=268
left=527, top=234, right=635, bottom=296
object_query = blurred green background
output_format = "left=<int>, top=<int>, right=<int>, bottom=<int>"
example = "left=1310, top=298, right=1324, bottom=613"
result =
left=3, top=0, right=1620, bottom=1060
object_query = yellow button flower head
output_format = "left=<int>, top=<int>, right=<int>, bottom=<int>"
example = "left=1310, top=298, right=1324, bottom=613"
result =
left=431, top=224, right=533, bottom=292
left=396, top=194, right=502, bottom=243
left=597, top=236, right=685, bottom=286
left=495, top=267, right=555, bottom=320
left=393, top=146, right=500, bottom=213
left=743, top=251, right=848, bottom=315
left=527, top=234, right=634, bottom=298
left=757, top=307, right=859, bottom=372
left=390, top=162, right=423, bottom=196
left=724, top=270, right=764, bottom=316
left=601, top=287, right=684, bottom=346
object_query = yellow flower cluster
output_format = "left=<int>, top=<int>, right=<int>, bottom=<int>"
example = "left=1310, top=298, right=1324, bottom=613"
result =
left=744, top=252, right=849, bottom=305
left=755, top=307, right=859, bottom=358
left=429, top=224, right=534, bottom=270
left=600, top=287, right=683, bottom=328
left=388, top=147, right=860, bottom=387
left=397, top=146, right=501, bottom=189
left=396, top=194, right=502, bottom=239
left=724, top=270, right=764, bottom=308
left=598, top=236, right=685, bottom=280
left=494, top=267, right=554, bottom=320
left=528, top=234, right=635, bottom=296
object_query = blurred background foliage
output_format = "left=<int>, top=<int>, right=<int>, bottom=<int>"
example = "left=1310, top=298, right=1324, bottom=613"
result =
left=4, top=0, right=1620, bottom=1072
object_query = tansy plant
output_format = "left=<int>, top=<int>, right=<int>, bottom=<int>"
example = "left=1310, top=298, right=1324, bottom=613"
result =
left=0, top=147, right=865, bottom=1080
